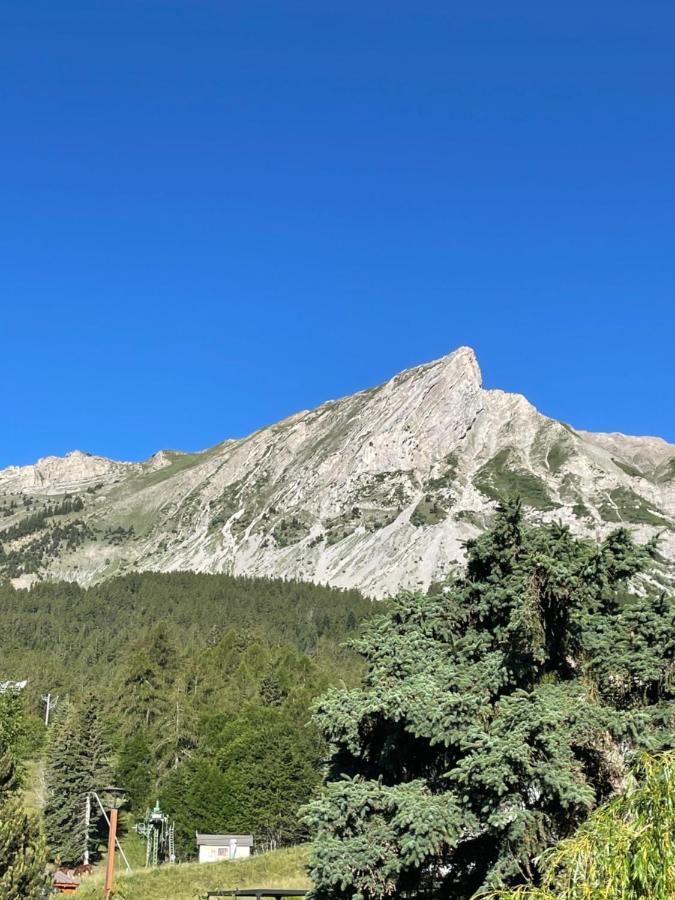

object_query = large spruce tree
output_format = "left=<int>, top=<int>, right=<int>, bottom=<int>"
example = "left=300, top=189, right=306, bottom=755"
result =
left=306, top=499, right=675, bottom=899
left=44, top=699, right=112, bottom=866
left=0, top=692, right=46, bottom=900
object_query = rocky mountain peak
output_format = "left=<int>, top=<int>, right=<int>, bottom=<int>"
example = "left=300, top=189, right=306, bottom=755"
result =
left=0, top=348, right=672, bottom=596
left=384, top=345, right=482, bottom=392
left=0, top=449, right=133, bottom=495
left=434, top=345, right=482, bottom=382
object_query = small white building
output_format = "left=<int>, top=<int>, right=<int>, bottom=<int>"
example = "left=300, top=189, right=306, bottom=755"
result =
left=0, top=680, right=28, bottom=693
left=196, top=833, right=253, bottom=863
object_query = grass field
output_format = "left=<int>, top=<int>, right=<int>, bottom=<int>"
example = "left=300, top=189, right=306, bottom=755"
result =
left=76, top=844, right=311, bottom=900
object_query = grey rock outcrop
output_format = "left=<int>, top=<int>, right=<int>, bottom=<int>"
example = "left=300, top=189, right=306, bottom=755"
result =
left=1, top=348, right=672, bottom=596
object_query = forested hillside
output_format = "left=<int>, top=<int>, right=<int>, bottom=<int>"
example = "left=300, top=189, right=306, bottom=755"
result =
left=0, top=573, right=373, bottom=858
left=2, top=512, right=673, bottom=897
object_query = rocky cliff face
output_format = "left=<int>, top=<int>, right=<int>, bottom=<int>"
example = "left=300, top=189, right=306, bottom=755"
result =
left=1, top=348, right=673, bottom=596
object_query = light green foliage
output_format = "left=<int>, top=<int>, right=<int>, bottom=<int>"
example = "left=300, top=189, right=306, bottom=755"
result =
left=485, top=751, right=675, bottom=899
left=545, top=440, right=574, bottom=473
left=128, top=450, right=206, bottom=490
left=611, top=458, right=645, bottom=479
left=0, top=795, right=47, bottom=900
left=654, top=456, right=675, bottom=484
left=410, top=495, right=447, bottom=527
left=597, top=487, right=670, bottom=527
left=306, top=500, right=674, bottom=899
left=0, top=693, right=47, bottom=900
left=474, top=450, right=559, bottom=509
left=532, top=428, right=575, bottom=474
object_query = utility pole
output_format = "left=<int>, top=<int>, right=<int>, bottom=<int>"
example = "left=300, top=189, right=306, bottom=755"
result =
left=103, top=805, right=119, bottom=900
left=99, top=786, right=127, bottom=900
left=83, top=793, right=91, bottom=866
left=41, top=692, right=58, bottom=726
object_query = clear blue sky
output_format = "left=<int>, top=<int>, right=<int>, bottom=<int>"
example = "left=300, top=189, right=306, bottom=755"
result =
left=2, top=1, right=673, bottom=468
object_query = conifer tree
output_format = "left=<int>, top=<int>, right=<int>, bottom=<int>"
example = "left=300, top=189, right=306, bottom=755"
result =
left=116, top=732, right=153, bottom=812
left=0, top=795, right=47, bottom=900
left=0, top=692, right=46, bottom=899
left=44, top=699, right=112, bottom=866
left=0, top=693, right=24, bottom=800
left=306, top=499, right=675, bottom=899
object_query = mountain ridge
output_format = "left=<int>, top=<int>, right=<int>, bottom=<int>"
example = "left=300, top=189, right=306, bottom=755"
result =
left=1, top=347, right=673, bottom=596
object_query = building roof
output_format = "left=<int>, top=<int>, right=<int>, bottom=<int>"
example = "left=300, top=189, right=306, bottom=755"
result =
left=53, top=870, right=79, bottom=885
left=196, top=833, right=254, bottom=847
left=0, top=680, right=28, bottom=694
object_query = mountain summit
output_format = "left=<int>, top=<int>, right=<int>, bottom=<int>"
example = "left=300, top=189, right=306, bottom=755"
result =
left=1, top=348, right=673, bottom=596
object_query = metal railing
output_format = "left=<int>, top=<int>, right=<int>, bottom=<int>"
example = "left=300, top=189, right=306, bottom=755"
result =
left=206, top=891, right=308, bottom=899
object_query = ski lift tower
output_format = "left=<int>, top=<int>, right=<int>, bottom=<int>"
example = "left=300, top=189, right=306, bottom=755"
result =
left=135, top=801, right=176, bottom=866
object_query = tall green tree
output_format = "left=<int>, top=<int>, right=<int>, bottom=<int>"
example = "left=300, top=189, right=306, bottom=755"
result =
left=162, top=699, right=325, bottom=857
left=44, top=699, right=112, bottom=866
left=0, top=691, right=46, bottom=900
left=0, top=693, right=26, bottom=800
left=306, top=500, right=675, bottom=899
left=115, top=732, right=153, bottom=812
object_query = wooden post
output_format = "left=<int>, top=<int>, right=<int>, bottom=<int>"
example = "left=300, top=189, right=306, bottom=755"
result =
left=104, top=807, right=118, bottom=900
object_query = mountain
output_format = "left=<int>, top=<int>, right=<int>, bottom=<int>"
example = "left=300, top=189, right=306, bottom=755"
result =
left=1, top=347, right=673, bottom=597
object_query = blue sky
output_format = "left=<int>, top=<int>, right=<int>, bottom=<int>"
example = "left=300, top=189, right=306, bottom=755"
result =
left=1, top=1, right=673, bottom=467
